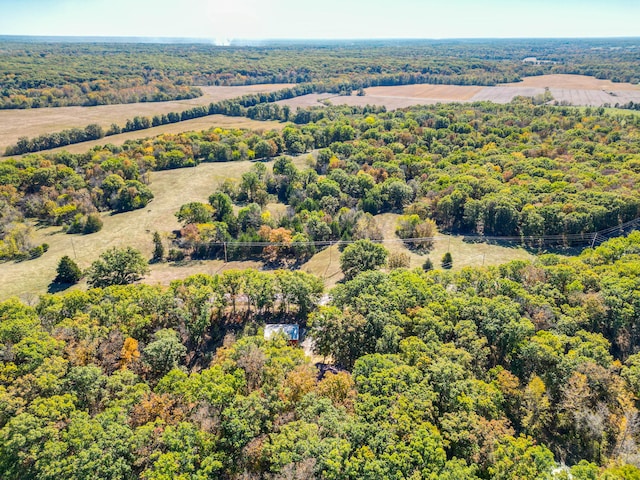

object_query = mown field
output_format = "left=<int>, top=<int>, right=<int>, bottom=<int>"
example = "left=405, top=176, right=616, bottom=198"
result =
left=32, top=115, right=285, bottom=155
left=5, top=75, right=639, bottom=157
left=277, top=74, right=640, bottom=110
left=501, top=74, right=640, bottom=90
left=0, top=84, right=292, bottom=153
left=0, top=155, right=533, bottom=302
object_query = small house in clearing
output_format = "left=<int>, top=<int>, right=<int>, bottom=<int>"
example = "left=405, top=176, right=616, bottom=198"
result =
left=264, top=324, right=300, bottom=345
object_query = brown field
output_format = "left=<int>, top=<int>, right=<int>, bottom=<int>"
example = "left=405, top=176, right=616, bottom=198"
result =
left=501, top=74, right=640, bottom=91
left=470, top=86, right=546, bottom=103
left=280, top=84, right=484, bottom=111
left=365, top=84, right=483, bottom=100
left=373, top=213, right=534, bottom=269
left=0, top=84, right=293, bottom=153
left=281, top=75, right=640, bottom=111
left=549, top=88, right=640, bottom=107
left=0, top=154, right=310, bottom=301
left=275, top=93, right=335, bottom=109
left=32, top=116, right=284, bottom=155
left=0, top=160, right=260, bottom=301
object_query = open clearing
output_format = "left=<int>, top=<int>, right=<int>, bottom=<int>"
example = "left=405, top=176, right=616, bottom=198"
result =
left=274, top=93, right=335, bottom=109
left=0, top=84, right=292, bottom=153
left=1, top=157, right=534, bottom=302
left=33, top=116, right=284, bottom=155
left=278, top=75, right=640, bottom=110
left=1, top=160, right=264, bottom=301
left=365, top=84, right=483, bottom=100
left=500, top=74, right=640, bottom=90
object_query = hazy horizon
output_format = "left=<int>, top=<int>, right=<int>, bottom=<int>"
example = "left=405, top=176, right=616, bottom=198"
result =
left=1, top=35, right=639, bottom=49
left=1, top=0, right=638, bottom=42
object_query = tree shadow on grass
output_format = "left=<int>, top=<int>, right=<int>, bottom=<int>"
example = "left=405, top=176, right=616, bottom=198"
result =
left=460, top=236, right=588, bottom=257
left=47, top=282, right=74, bottom=294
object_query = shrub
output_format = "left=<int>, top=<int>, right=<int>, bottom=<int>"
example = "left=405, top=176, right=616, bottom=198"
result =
left=168, top=248, right=185, bottom=262
left=388, top=251, right=411, bottom=269
left=83, top=213, right=103, bottom=234
left=29, top=245, right=45, bottom=259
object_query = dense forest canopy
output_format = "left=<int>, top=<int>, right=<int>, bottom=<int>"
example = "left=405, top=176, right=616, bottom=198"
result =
left=2, top=35, right=640, bottom=476
left=2, top=232, right=640, bottom=478
left=0, top=38, right=638, bottom=108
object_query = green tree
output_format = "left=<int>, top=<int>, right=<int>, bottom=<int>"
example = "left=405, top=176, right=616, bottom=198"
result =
left=152, top=231, right=165, bottom=262
left=143, top=329, right=187, bottom=377
left=86, top=247, right=149, bottom=288
left=442, top=251, right=453, bottom=269
left=208, top=192, right=234, bottom=223
left=54, top=255, right=82, bottom=284
left=84, top=123, right=105, bottom=140
left=339, top=239, right=389, bottom=281
left=254, top=139, right=277, bottom=159
left=488, top=436, right=555, bottom=480
left=176, top=202, right=214, bottom=225
left=114, top=180, right=154, bottom=212
left=423, top=257, right=434, bottom=271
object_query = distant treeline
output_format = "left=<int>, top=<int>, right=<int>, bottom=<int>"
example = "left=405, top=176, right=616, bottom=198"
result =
left=5, top=124, right=107, bottom=156
left=1, top=38, right=639, bottom=109
left=616, top=101, right=640, bottom=111
left=5, top=83, right=389, bottom=156
left=4, top=85, right=314, bottom=155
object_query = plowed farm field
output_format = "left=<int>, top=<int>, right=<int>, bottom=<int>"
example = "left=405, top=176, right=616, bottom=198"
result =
left=278, top=75, right=640, bottom=110
left=500, top=74, right=640, bottom=90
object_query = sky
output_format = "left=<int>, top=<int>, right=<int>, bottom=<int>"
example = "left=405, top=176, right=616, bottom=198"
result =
left=0, top=0, right=638, bottom=41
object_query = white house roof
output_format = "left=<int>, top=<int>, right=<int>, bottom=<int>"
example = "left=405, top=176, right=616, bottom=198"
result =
left=264, top=324, right=300, bottom=341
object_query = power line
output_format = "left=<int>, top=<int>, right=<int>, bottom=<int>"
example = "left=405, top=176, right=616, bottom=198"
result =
left=193, top=216, right=640, bottom=249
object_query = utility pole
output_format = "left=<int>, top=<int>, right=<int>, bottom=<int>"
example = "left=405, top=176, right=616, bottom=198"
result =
left=223, top=242, right=228, bottom=263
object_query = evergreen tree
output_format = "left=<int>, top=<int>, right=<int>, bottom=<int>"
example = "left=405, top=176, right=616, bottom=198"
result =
left=54, top=255, right=82, bottom=284
left=152, top=231, right=165, bottom=262
left=441, top=252, right=453, bottom=269
left=423, top=257, right=434, bottom=271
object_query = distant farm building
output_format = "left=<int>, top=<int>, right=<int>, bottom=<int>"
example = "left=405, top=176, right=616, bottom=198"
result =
left=264, top=324, right=300, bottom=345
left=522, top=57, right=555, bottom=65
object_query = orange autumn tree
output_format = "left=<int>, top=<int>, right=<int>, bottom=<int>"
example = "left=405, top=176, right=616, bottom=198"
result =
left=120, top=337, right=140, bottom=369
left=259, top=225, right=294, bottom=266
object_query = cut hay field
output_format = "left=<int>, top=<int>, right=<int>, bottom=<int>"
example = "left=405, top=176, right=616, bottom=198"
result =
left=0, top=84, right=293, bottom=154
left=34, top=116, right=284, bottom=155
left=278, top=75, right=640, bottom=110
left=300, top=213, right=534, bottom=290
left=501, top=74, right=640, bottom=90
left=366, top=84, right=483, bottom=100
left=0, top=155, right=534, bottom=302
left=469, top=86, right=546, bottom=103
left=0, top=160, right=253, bottom=301
left=274, top=93, right=335, bottom=109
